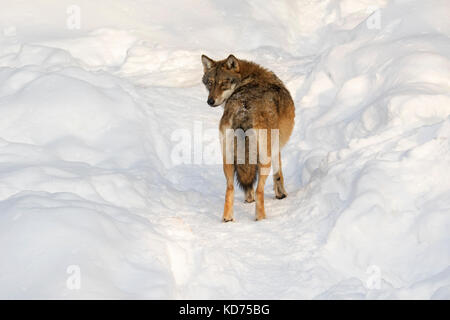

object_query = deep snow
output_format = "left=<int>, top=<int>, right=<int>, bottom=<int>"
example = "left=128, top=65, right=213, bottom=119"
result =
left=0, top=0, right=449, bottom=299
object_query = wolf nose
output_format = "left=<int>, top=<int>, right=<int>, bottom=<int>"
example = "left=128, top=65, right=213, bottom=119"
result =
left=207, top=97, right=215, bottom=106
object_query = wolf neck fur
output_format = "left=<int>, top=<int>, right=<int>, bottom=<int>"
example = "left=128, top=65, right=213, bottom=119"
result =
left=235, top=60, right=279, bottom=89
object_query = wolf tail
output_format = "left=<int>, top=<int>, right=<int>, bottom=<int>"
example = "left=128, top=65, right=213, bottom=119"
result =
left=235, top=163, right=258, bottom=192
left=234, top=131, right=258, bottom=191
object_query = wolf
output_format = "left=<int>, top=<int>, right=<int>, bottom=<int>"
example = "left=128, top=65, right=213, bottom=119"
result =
left=201, top=54, right=295, bottom=221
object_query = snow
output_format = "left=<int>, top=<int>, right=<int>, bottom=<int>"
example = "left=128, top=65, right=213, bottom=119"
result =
left=0, top=0, right=449, bottom=299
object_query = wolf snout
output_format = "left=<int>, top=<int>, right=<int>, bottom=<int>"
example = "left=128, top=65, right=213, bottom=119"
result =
left=207, top=97, right=215, bottom=106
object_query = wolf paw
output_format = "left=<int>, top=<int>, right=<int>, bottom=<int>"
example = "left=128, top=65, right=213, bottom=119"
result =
left=255, top=211, right=266, bottom=221
left=223, top=217, right=234, bottom=222
left=276, top=193, right=287, bottom=200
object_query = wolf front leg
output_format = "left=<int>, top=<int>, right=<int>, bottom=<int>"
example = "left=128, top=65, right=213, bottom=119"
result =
left=222, top=163, right=235, bottom=222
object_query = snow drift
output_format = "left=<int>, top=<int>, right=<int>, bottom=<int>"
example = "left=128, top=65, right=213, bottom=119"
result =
left=0, top=0, right=449, bottom=299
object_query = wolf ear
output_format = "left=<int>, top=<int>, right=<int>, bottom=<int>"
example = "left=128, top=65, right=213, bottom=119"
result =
left=201, top=55, right=215, bottom=72
left=225, top=54, right=239, bottom=72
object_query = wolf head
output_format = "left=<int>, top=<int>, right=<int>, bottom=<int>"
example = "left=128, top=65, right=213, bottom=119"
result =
left=201, top=54, right=241, bottom=107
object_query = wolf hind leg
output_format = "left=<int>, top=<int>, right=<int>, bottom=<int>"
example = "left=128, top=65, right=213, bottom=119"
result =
left=222, top=163, right=235, bottom=222
left=273, top=152, right=288, bottom=199
left=244, top=187, right=255, bottom=203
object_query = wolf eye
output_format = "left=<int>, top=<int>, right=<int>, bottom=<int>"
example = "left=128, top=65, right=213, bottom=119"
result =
left=207, top=80, right=213, bottom=87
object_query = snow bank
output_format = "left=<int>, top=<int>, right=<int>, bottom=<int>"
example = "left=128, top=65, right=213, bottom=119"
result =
left=0, top=0, right=449, bottom=299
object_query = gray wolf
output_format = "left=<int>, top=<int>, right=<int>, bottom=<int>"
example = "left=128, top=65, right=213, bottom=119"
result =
left=201, top=54, right=295, bottom=221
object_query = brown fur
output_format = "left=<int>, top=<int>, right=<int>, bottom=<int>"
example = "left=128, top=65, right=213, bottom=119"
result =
left=202, top=54, right=295, bottom=222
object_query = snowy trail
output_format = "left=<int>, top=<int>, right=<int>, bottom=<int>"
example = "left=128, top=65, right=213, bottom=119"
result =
left=133, top=78, right=326, bottom=299
left=125, top=55, right=329, bottom=299
left=0, top=0, right=449, bottom=299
